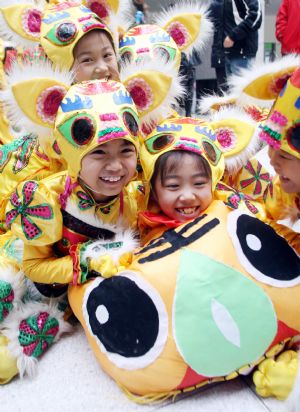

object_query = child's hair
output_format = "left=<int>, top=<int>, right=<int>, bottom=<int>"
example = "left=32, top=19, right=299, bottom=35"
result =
left=151, top=150, right=212, bottom=189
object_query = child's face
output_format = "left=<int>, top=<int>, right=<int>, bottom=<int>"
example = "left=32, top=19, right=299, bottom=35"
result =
left=268, top=147, right=300, bottom=194
left=153, top=154, right=213, bottom=222
left=80, top=140, right=137, bottom=202
left=72, top=30, right=119, bottom=82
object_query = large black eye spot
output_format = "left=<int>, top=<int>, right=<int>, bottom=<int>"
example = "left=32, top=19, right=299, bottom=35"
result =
left=287, top=123, right=300, bottom=153
left=123, top=111, right=139, bottom=136
left=83, top=272, right=168, bottom=369
left=72, top=117, right=94, bottom=146
left=56, top=22, right=77, bottom=44
left=228, top=210, right=300, bottom=287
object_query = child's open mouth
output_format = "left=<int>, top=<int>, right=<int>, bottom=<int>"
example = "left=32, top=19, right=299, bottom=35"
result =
left=100, top=176, right=122, bottom=183
left=176, top=207, right=199, bottom=215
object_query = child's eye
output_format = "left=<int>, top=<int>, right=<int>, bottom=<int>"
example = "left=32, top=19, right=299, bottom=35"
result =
left=104, top=52, right=114, bottom=59
left=195, top=181, right=206, bottom=186
left=92, top=149, right=106, bottom=155
left=122, top=147, right=135, bottom=154
left=80, top=57, right=93, bottom=63
left=165, top=184, right=179, bottom=189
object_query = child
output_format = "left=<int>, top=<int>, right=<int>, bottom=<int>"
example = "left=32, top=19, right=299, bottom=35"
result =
left=40, top=1, right=120, bottom=82
left=259, top=66, right=300, bottom=224
left=0, top=1, right=122, bottom=232
left=0, top=75, right=145, bottom=382
left=138, top=117, right=225, bottom=243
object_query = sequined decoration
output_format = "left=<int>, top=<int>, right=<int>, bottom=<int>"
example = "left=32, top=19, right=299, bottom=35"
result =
left=0, top=280, right=14, bottom=322
left=18, top=312, right=59, bottom=358
left=77, top=190, right=95, bottom=210
left=5, top=181, right=54, bottom=240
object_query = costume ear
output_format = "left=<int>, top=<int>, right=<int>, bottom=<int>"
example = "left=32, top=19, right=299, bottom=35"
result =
left=154, top=1, right=212, bottom=59
left=209, top=107, right=259, bottom=174
left=0, top=59, right=73, bottom=139
left=0, top=0, right=44, bottom=47
left=227, top=54, right=300, bottom=101
left=83, top=0, right=120, bottom=20
left=120, top=59, right=184, bottom=136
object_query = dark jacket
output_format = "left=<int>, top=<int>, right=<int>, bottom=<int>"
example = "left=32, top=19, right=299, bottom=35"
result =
left=210, top=0, right=262, bottom=68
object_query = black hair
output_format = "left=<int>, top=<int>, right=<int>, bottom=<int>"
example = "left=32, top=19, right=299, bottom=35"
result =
left=151, top=150, right=212, bottom=189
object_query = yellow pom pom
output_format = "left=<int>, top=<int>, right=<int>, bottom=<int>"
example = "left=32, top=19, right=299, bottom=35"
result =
left=0, top=335, right=18, bottom=384
left=253, top=350, right=298, bottom=400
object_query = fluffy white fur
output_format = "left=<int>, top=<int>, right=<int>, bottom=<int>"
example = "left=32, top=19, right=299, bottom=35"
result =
left=0, top=0, right=46, bottom=47
left=198, top=92, right=238, bottom=115
left=2, top=301, right=72, bottom=378
left=120, top=58, right=185, bottom=128
left=0, top=263, right=25, bottom=308
left=227, top=54, right=300, bottom=101
left=82, top=228, right=139, bottom=264
left=153, top=1, right=213, bottom=60
left=210, top=106, right=261, bottom=173
left=0, top=59, right=74, bottom=144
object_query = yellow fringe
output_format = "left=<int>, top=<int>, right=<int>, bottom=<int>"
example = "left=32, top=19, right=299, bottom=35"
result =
left=118, top=339, right=294, bottom=404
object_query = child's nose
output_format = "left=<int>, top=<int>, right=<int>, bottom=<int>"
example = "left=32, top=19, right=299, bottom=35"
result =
left=93, top=63, right=109, bottom=79
left=179, top=188, right=196, bottom=202
left=106, top=158, right=122, bottom=171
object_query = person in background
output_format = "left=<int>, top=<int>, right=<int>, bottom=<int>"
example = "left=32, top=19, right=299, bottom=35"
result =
left=178, top=50, right=202, bottom=117
left=210, top=0, right=262, bottom=84
left=275, top=0, right=300, bottom=56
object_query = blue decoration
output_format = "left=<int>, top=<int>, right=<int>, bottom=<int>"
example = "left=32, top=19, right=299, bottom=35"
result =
left=157, top=124, right=182, bottom=132
left=195, top=126, right=216, bottom=141
left=150, top=33, right=170, bottom=44
left=61, top=95, right=93, bottom=112
left=113, top=91, right=133, bottom=105
left=42, top=12, right=70, bottom=24
left=295, top=97, right=300, bottom=109
left=119, top=36, right=136, bottom=48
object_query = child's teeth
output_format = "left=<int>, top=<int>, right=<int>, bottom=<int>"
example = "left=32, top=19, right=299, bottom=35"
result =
left=102, top=176, right=121, bottom=182
left=178, top=207, right=196, bottom=214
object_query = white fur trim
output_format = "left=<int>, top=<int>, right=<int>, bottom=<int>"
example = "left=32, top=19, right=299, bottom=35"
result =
left=3, top=301, right=72, bottom=378
left=82, top=228, right=139, bottom=263
left=153, top=1, right=213, bottom=59
left=198, top=92, right=238, bottom=115
left=0, top=0, right=46, bottom=47
left=121, top=58, right=185, bottom=129
left=0, top=263, right=25, bottom=309
left=227, top=54, right=300, bottom=101
left=114, top=0, right=135, bottom=34
left=0, top=59, right=74, bottom=142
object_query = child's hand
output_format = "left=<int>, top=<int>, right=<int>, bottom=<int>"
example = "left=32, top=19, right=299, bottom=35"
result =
left=89, top=255, right=118, bottom=278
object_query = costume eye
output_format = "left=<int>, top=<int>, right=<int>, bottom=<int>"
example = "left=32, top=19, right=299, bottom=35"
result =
left=83, top=271, right=168, bottom=369
left=228, top=210, right=300, bottom=287
left=153, top=45, right=176, bottom=62
left=287, top=123, right=300, bottom=153
left=44, top=22, right=78, bottom=46
left=145, top=134, right=175, bottom=154
left=202, top=139, right=222, bottom=165
left=119, top=48, right=133, bottom=63
left=121, top=108, right=139, bottom=136
left=58, top=113, right=95, bottom=147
